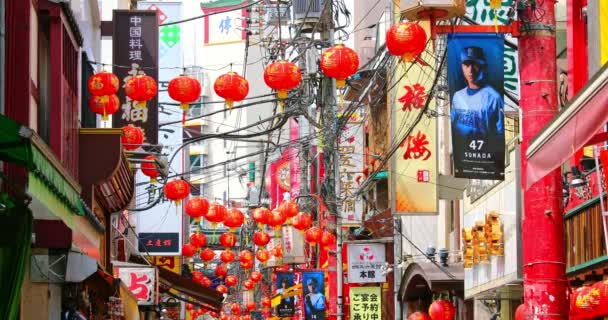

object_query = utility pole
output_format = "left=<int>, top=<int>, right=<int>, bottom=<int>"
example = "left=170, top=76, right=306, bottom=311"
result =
left=518, top=0, right=567, bottom=318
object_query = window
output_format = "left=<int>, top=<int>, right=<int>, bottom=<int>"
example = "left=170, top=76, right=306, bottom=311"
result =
left=80, top=53, right=96, bottom=128
left=37, top=15, right=51, bottom=144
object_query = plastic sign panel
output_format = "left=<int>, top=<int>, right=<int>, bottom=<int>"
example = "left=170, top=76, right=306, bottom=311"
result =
left=350, top=287, right=382, bottom=320
left=276, top=273, right=295, bottom=317
left=115, top=266, right=157, bottom=305
left=347, top=243, right=386, bottom=283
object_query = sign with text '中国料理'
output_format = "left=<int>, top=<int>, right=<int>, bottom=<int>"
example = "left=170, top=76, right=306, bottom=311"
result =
left=347, top=243, right=386, bottom=283
left=349, top=287, right=382, bottom=320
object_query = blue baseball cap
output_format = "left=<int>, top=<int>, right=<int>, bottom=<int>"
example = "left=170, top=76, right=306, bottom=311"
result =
left=460, top=46, right=486, bottom=66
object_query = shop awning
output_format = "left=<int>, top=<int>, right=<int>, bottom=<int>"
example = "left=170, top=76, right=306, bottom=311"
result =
left=525, top=64, right=608, bottom=188
left=399, top=262, right=464, bottom=301
left=157, top=267, right=224, bottom=312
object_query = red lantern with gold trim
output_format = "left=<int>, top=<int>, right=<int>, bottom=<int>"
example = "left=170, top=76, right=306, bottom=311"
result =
left=515, top=304, right=527, bottom=320
left=140, top=155, right=159, bottom=183
left=215, top=264, right=228, bottom=278
left=220, top=249, right=236, bottom=264
left=320, top=231, right=336, bottom=249
left=253, top=231, right=271, bottom=247
left=88, top=72, right=119, bottom=96
left=386, top=22, right=427, bottom=63
left=216, top=285, right=228, bottom=294
left=305, top=227, right=322, bottom=246
left=261, top=297, right=272, bottom=308
left=200, top=248, right=215, bottom=263
left=168, top=75, right=201, bottom=111
left=268, top=210, right=286, bottom=230
left=121, top=125, right=144, bottom=151
left=264, top=60, right=302, bottom=100
left=408, top=312, right=432, bottom=320
left=214, top=72, right=249, bottom=110
left=292, top=212, right=312, bottom=232
left=223, top=208, right=245, bottom=231
left=190, top=233, right=207, bottom=248
left=243, top=279, right=256, bottom=291
left=201, top=276, right=212, bottom=287
left=320, top=44, right=360, bottom=89
left=230, top=303, right=242, bottom=316
left=256, top=249, right=270, bottom=264
left=250, top=271, right=262, bottom=283
left=428, top=300, right=456, bottom=320
left=219, top=232, right=237, bottom=248
left=239, top=250, right=254, bottom=264
left=89, top=95, right=120, bottom=121
left=272, top=245, right=283, bottom=258
left=252, top=207, right=271, bottom=227
left=164, top=179, right=190, bottom=205
left=225, top=275, right=238, bottom=287
left=192, top=270, right=204, bottom=283
left=182, top=243, right=197, bottom=257
left=185, top=197, right=210, bottom=222
left=245, top=302, right=256, bottom=312
left=278, top=200, right=299, bottom=221
left=206, top=203, right=228, bottom=226
left=186, top=303, right=194, bottom=311
left=240, top=259, right=254, bottom=270
left=125, top=74, right=157, bottom=107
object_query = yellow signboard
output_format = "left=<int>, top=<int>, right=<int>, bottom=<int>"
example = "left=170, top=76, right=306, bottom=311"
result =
left=350, top=287, right=381, bottom=320
left=147, top=256, right=181, bottom=274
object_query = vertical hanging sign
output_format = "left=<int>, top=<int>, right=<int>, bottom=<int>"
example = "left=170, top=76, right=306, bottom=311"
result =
left=338, top=113, right=364, bottom=226
left=112, top=10, right=159, bottom=144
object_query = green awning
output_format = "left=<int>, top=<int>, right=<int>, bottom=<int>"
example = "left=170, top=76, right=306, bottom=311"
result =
left=0, top=114, right=84, bottom=216
left=200, top=0, right=248, bottom=9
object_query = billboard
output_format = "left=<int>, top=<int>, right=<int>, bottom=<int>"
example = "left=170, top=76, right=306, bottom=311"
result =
left=448, top=33, right=505, bottom=180
left=393, top=21, right=437, bottom=215
left=347, top=243, right=386, bottom=283
left=302, top=272, right=326, bottom=320
left=276, top=272, right=295, bottom=317
left=350, top=287, right=382, bottom=320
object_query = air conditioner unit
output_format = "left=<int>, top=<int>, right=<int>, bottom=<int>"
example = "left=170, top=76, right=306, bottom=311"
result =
left=265, top=4, right=291, bottom=26
left=293, top=0, right=325, bottom=31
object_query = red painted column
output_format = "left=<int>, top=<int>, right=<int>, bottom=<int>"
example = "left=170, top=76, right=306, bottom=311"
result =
left=519, top=0, right=568, bottom=318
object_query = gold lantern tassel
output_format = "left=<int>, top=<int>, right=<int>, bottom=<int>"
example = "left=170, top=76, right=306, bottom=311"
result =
left=180, top=102, right=189, bottom=111
left=226, top=99, right=234, bottom=111
left=138, top=101, right=147, bottom=108
left=103, top=106, right=108, bottom=122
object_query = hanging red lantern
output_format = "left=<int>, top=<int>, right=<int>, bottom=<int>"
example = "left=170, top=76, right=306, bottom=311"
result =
left=121, top=125, right=144, bottom=151
left=386, top=22, right=427, bottom=63
left=219, top=232, right=238, bottom=248
left=515, top=304, right=527, bottom=320
left=214, top=72, right=249, bottom=110
left=428, top=300, right=456, bottom=320
left=185, top=197, right=210, bottom=222
left=272, top=273, right=278, bottom=283
left=230, top=303, right=242, bottom=316
left=408, top=312, right=432, bottom=320
left=250, top=271, right=262, bottom=283
left=292, top=212, right=312, bottom=232
left=268, top=210, right=286, bottom=232
left=245, top=302, right=256, bottom=312
left=200, top=248, right=215, bottom=263
left=201, top=277, right=212, bottom=287
left=186, top=303, right=195, bottom=311
left=256, top=249, right=270, bottom=264
left=243, top=279, right=256, bottom=290
left=240, top=259, right=254, bottom=270
left=206, top=203, right=228, bottom=226
left=223, top=208, right=245, bottom=230
left=164, top=179, right=190, bottom=205
left=88, top=71, right=119, bottom=96
left=320, top=44, right=360, bottom=89
left=216, top=285, right=228, bottom=294
left=272, top=245, right=283, bottom=258
left=220, top=249, right=236, bottom=264
left=190, top=233, right=207, bottom=248
left=320, top=231, right=337, bottom=249
left=125, top=74, right=157, bottom=107
left=89, top=95, right=120, bottom=121
left=192, top=270, right=204, bottom=283
left=253, top=231, right=271, bottom=247
left=225, top=275, right=238, bottom=287
left=252, top=207, right=271, bottom=227
left=219, top=313, right=229, bottom=320
left=215, top=264, right=228, bottom=278
left=261, top=297, right=272, bottom=308
left=182, top=243, right=197, bottom=257
left=168, top=75, right=201, bottom=111
left=305, top=227, right=323, bottom=246
left=263, top=60, right=302, bottom=100
left=140, top=155, right=159, bottom=183
left=210, top=312, right=218, bottom=318
left=278, top=200, right=299, bottom=221
left=239, top=250, right=254, bottom=263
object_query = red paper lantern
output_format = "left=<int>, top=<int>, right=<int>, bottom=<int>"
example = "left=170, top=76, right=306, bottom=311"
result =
left=408, top=312, right=432, bottom=320
left=320, top=44, right=360, bottom=89
left=220, top=313, right=229, bottom=320
left=168, top=75, right=201, bottom=111
left=292, top=212, right=312, bottom=232
left=164, top=179, right=190, bottom=204
left=305, top=227, right=322, bottom=246
left=230, top=303, right=242, bottom=316
left=268, top=210, right=286, bottom=229
left=261, top=297, right=272, bottom=308
left=252, top=207, right=271, bottom=227
left=320, top=231, right=337, bottom=249
left=223, top=208, right=245, bottom=230
left=220, top=249, right=236, bottom=264
left=239, top=250, right=254, bottom=263
left=121, top=125, right=144, bottom=151
left=140, top=155, right=159, bottom=183
left=89, top=95, right=120, bottom=121
left=256, top=249, right=270, bottom=264
left=515, top=304, right=527, bottom=320
left=225, top=275, right=238, bottom=287
left=190, top=233, right=207, bottom=248
left=186, top=303, right=194, bottom=311
left=240, top=259, right=254, bottom=270
left=185, top=197, right=210, bottom=222
left=263, top=60, right=302, bottom=99
left=215, top=264, right=228, bottom=278
left=210, top=312, right=218, bottom=318
left=88, top=72, right=119, bottom=96
left=216, top=285, right=228, bottom=294
left=200, top=248, right=215, bottom=262
left=253, top=231, right=271, bottom=247
left=243, top=279, right=256, bottom=290
left=182, top=243, right=197, bottom=257
left=201, top=277, right=212, bottom=287
left=125, top=74, right=157, bottom=107
left=428, top=300, right=456, bottom=320
left=278, top=200, right=299, bottom=220
left=250, top=271, right=262, bottom=283
left=207, top=203, right=228, bottom=225
left=192, top=270, right=204, bottom=283
left=219, top=232, right=238, bottom=248
left=386, top=22, right=427, bottom=63
left=214, top=72, right=249, bottom=109
left=245, top=302, right=256, bottom=312
left=272, top=245, right=283, bottom=258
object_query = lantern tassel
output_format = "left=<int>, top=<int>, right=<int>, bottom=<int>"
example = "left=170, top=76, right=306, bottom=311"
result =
left=103, top=106, right=108, bottom=121
left=180, top=103, right=189, bottom=111
left=226, top=99, right=234, bottom=111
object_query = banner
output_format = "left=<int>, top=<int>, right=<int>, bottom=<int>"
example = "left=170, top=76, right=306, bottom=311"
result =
left=338, top=113, right=364, bottom=226
left=302, top=272, right=326, bottom=320
left=276, top=273, right=295, bottom=317
left=347, top=243, right=386, bottom=283
left=448, top=33, right=505, bottom=180
left=393, top=21, right=437, bottom=214
left=349, top=287, right=382, bottom=320
left=114, top=266, right=157, bottom=305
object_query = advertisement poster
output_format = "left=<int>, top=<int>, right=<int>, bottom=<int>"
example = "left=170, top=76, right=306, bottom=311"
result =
left=302, top=272, right=326, bottom=320
left=276, top=273, right=295, bottom=317
left=393, top=21, right=437, bottom=214
left=349, top=287, right=382, bottom=320
left=347, top=243, right=386, bottom=283
left=448, top=33, right=505, bottom=180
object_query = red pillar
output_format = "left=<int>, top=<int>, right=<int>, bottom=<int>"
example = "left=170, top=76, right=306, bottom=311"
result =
left=519, top=0, right=568, bottom=318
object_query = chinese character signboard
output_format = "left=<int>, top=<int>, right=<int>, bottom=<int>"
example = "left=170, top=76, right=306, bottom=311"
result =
left=338, top=114, right=364, bottom=226
left=112, top=10, right=159, bottom=144
left=347, top=243, right=386, bottom=283
left=282, top=225, right=306, bottom=264
left=276, top=272, right=295, bottom=317
left=302, top=272, right=326, bottom=320
left=115, top=266, right=157, bottom=305
left=139, top=233, right=179, bottom=253
left=200, top=1, right=248, bottom=45
left=392, top=21, right=437, bottom=215
left=349, top=287, right=381, bottom=320
left=448, top=34, right=505, bottom=180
